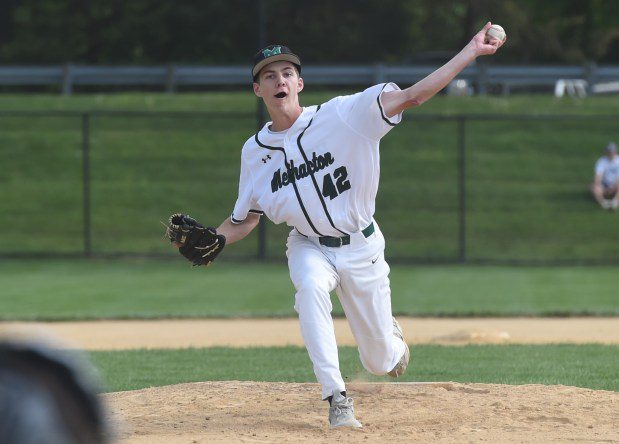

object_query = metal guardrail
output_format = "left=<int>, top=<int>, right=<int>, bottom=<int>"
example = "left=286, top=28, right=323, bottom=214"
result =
left=0, top=63, right=618, bottom=94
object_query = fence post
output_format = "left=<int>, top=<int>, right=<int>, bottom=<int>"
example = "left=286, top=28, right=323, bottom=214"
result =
left=256, top=0, right=267, bottom=261
left=374, top=63, right=385, bottom=84
left=165, top=64, right=177, bottom=93
left=62, top=63, right=73, bottom=95
left=476, top=63, right=488, bottom=95
left=256, top=101, right=268, bottom=261
left=82, top=113, right=92, bottom=257
left=584, top=61, right=596, bottom=95
left=457, top=116, right=467, bottom=263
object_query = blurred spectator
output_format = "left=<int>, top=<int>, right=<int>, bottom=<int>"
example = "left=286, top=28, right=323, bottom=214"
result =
left=0, top=339, right=108, bottom=444
left=591, top=142, right=619, bottom=210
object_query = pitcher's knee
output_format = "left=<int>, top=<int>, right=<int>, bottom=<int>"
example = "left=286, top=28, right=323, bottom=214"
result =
left=359, top=353, right=392, bottom=376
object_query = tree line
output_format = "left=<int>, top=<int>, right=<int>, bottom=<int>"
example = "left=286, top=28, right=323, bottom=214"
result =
left=0, top=0, right=618, bottom=65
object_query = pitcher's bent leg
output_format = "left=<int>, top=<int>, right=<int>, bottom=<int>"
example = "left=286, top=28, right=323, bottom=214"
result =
left=335, top=233, right=407, bottom=375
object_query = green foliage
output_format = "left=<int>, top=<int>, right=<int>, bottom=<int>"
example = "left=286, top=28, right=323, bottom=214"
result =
left=1, top=0, right=618, bottom=64
left=0, top=261, right=617, bottom=320
left=89, top=344, right=619, bottom=392
left=1, top=0, right=259, bottom=64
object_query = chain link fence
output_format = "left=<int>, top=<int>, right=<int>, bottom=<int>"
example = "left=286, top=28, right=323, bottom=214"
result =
left=1, top=111, right=617, bottom=264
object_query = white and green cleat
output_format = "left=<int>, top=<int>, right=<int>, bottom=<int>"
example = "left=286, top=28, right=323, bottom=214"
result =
left=328, top=392, right=362, bottom=428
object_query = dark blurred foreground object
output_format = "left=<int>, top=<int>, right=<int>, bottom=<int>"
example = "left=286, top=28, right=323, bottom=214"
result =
left=0, top=340, right=108, bottom=444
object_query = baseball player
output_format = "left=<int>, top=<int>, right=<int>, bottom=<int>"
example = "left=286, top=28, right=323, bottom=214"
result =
left=591, top=141, right=619, bottom=210
left=167, top=22, right=505, bottom=427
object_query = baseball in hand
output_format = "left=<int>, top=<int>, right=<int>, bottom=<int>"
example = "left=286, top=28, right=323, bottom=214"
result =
left=485, top=24, right=506, bottom=44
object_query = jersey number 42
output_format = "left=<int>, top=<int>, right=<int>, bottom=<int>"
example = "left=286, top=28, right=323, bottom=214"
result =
left=322, top=166, right=351, bottom=200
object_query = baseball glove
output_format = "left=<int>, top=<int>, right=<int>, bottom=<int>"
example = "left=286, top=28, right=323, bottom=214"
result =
left=165, top=213, right=226, bottom=266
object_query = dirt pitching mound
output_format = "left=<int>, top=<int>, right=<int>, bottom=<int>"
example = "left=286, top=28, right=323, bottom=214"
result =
left=103, top=381, right=617, bottom=443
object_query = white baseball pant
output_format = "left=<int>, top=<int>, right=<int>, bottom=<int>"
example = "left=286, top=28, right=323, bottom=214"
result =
left=286, top=221, right=407, bottom=399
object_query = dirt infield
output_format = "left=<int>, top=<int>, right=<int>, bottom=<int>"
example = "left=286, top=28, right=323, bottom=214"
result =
left=2, top=317, right=618, bottom=349
left=2, top=318, right=617, bottom=442
left=104, top=381, right=618, bottom=443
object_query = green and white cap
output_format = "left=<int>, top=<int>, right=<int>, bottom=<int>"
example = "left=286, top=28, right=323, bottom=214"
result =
left=252, top=45, right=301, bottom=80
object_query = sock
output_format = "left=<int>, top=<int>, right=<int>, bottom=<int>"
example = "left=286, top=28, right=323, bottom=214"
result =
left=326, top=391, right=346, bottom=405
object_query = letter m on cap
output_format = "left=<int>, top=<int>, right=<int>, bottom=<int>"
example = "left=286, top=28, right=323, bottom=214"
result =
left=263, top=46, right=282, bottom=57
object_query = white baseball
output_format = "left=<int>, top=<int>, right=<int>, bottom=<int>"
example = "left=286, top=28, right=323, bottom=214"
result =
left=485, top=24, right=506, bottom=44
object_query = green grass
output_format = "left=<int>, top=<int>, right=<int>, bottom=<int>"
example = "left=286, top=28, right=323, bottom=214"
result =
left=88, top=344, right=619, bottom=392
left=1, top=93, right=619, bottom=262
left=1, top=91, right=618, bottom=115
left=1, top=260, right=617, bottom=319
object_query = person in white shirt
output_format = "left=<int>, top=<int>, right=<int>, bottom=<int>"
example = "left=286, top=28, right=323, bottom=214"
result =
left=209, top=23, right=505, bottom=427
left=591, top=142, right=619, bottom=210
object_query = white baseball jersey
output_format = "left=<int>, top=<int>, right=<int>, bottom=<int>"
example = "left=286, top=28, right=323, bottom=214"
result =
left=595, top=156, right=619, bottom=187
left=231, top=83, right=402, bottom=236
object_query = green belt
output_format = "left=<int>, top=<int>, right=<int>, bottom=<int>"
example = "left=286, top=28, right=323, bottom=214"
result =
left=319, top=222, right=375, bottom=247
